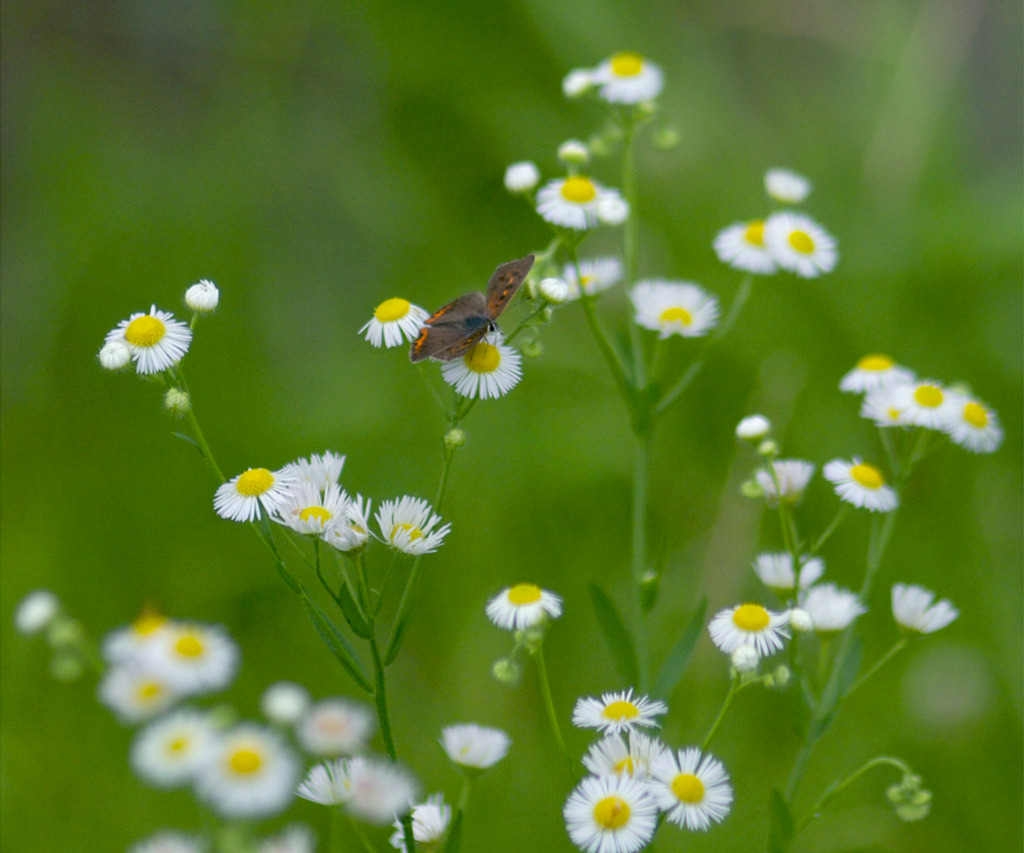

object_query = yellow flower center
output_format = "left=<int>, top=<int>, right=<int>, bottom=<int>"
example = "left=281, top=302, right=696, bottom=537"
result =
left=613, top=756, right=636, bottom=776
left=168, top=737, right=189, bottom=754
left=744, top=220, right=766, bottom=246
left=963, top=401, right=988, bottom=428
left=603, top=700, right=640, bottom=721
left=561, top=176, right=597, bottom=204
left=671, top=773, right=705, bottom=803
left=733, top=603, right=770, bottom=631
left=659, top=306, right=693, bottom=326
left=913, top=384, right=944, bottom=408
left=787, top=229, right=815, bottom=254
left=593, top=795, right=632, bottom=829
left=465, top=342, right=501, bottom=373
left=236, top=468, right=275, bottom=496
left=392, top=522, right=423, bottom=542
left=508, top=583, right=542, bottom=605
left=374, top=297, right=411, bottom=323
left=611, top=51, right=644, bottom=77
left=133, top=612, right=167, bottom=636
left=299, top=505, right=332, bottom=524
left=851, top=463, right=884, bottom=489
left=124, top=315, right=166, bottom=347
left=175, top=635, right=204, bottom=658
left=229, top=748, right=262, bottom=775
left=857, top=354, right=894, bottom=371
left=138, top=681, right=164, bottom=702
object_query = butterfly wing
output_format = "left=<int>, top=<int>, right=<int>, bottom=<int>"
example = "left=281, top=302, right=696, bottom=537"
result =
left=409, top=291, right=490, bottom=362
left=484, top=254, right=534, bottom=320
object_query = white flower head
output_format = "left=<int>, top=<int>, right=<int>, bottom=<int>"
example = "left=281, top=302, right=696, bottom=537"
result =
left=891, top=583, right=959, bottom=634
left=731, top=644, right=760, bottom=673
left=98, top=339, right=133, bottom=370
left=440, top=331, right=522, bottom=399
left=98, top=664, right=183, bottom=724
left=736, top=414, right=771, bottom=441
left=297, top=759, right=351, bottom=806
left=257, top=824, right=316, bottom=853
left=185, top=280, right=219, bottom=313
left=324, top=493, right=374, bottom=552
left=582, top=731, right=667, bottom=780
left=344, top=756, right=419, bottom=824
left=630, top=280, right=720, bottom=339
left=590, top=52, right=664, bottom=104
left=596, top=194, right=630, bottom=226
left=536, top=176, right=624, bottom=231
left=755, top=459, right=816, bottom=507
left=944, top=396, right=1003, bottom=453
left=563, top=773, right=658, bottom=853
left=504, top=160, right=541, bottom=193
left=708, top=603, right=790, bottom=657
left=273, top=481, right=351, bottom=538
left=130, top=706, right=216, bottom=788
left=285, top=451, right=346, bottom=491
left=892, top=380, right=960, bottom=431
left=558, top=139, right=590, bottom=166
left=374, top=496, right=451, bottom=555
left=572, top=689, right=668, bottom=735
left=562, top=68, right=594, bottom=98
left=839, top=354, right=915, bottom=394
left=261, top=681, right=311, bottom=726
left=800, top=583, right=867, bottom=632
left=141, top=622, right=239, bottom=696
left=763, top=212, right=838, bottom=278
left=486, top=583, right=563, bottom=631
left=15, top=589, right=60, bottom=635
left=440, top=723, right=511, bottom=770
left=128, top=831, right=206, bottom=853
left=296, top=698, right=375, bottom=757
left=713, top=220, right=778, bottom=275
left=861, top=383, right=911, bottom=428
left=753, top=552, right=824, bottom=594
left=390, top=793, right=451, bottom=852
left=360, top=298, right=429, bottom=349
left=764, top=168, right=811, bottom=204
left=823, top=458, right=899, bottom=512
left=103, top=612, right=175, bottom=666
left=648, top=747, right=733, bottom=831
left=562, top=256, right=624, bottom=300
left=104, top=306, right=193, bottom=374
left=788, top=607, right=815, bottom=633
left=538, top=277, right=570, bottom=304
left=214, top=465, right=298, bottom=523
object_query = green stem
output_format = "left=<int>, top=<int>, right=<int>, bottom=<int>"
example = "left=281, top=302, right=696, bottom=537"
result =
left=845, top=638, right=908, bottom=698
left=632, top=429, right=653, bottom=690
left=701, top=673, right=741, bottom=752
left=796, top=756, right=911, bottom=834
left=182, top=396, right=226, bottom=484
left=534, top=645, right=576, bottom=781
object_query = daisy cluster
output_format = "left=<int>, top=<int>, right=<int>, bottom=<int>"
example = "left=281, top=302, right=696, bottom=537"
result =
left=564, top=688, right=733, bottom=851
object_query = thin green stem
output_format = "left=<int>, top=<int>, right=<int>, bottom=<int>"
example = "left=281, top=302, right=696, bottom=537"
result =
left=845, top=638, right=908, bottom=698
left=701, top=673, right=741, bottom=752
left=181, top=396, right=226, bottom=483
left=534, top=645, right=576, bottom=781
left=796, top=756, right=911, bottom=834
left=632, top=430, right=653, bottom=690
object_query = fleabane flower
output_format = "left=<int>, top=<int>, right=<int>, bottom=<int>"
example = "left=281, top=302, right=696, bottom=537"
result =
left=324, top=493, right=373, bottom=552
left=440, top=723, right=511, bottom=771
left=285, top=451, right=346, bottom=490
left=892, top=380, right=960, bottom=430
left=440, top=332, right=522, bottom=399
left=360, top=299, right=429, bottom=349
left=755, top=459, right=816, bottom=506
left=14, top=590, right=61, bottom=635
left=590, top=51, right=664, bottom=104
left=504, top=160, right=540, bottom=193
left=752, top=552, right=824, bottom=594
left=800, top=583, right=866, bottom=632
left=736, top=414, right=771, bottom=441
left=572, top=689, right=667, bottom=735
left=582, top=731, right=667, bottom=780
left=630, top=280, right=720, bottom=339
left=944, top=395, right=1003, bottom=453
left=648, top=747, right=733, bottom=831
left=390, top=793, right=451, bottom=852
left=104, top=612, right=175, bottom=665
left=764, top=168, right=811, bottom=204
left=839, top=354, right=915, bottom=394
left=861, top=383, right=910, bottom=428
left=562, top=256, right=624, bottom=300
left=375, top=496, right=451, bottom=555
left=141, top=622, right=239, bottom=696
left=823, top=458, right=899, bottom=512
left=185, top=280, right=219, bottom=313
left=296, top=698, right=375, bottom=757
left=763, top=212, right=838, bottom=278
left=708, top=603, right=790, bottom=657
left=258, top=824, right=316, bottom=853
left=536, top=175, right=625, bottom=231
left=273, top=481, right=351, bottom=538
left=261, top=681, right=310, bottom=726
left=98, top=665, right=183, bottom=724
left=486, top=583, right=563, bottom=630
left=104, top=306, right=193, bottom=374
left=339, top=756, right=419, bottom=824
left=562, top=68, right=594, bottom=98
left=891, top=583, right=959, bottom=634
left=98, top=339, right=133, bottom=370
left=214, top=465, right=298, bottom=523
left=713, top=220, right=778, bottom=275
left=130, top=707, right=216, bottom=788
left=563, top=773, right=658, bottom=853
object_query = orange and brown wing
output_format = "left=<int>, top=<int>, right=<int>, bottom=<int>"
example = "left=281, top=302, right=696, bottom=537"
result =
left=484, top=254, right=534, bottom=320
left=409, top=291, right=489, bottom=362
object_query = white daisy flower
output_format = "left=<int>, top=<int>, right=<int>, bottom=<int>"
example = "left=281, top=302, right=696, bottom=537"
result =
left=648, top=747, right=733, bottom=831
left=823, top=458, right=899, bottom=512
left=582, top=731, right=667, bottom=780
left=596, top=195, right=630, bottom=225
left=562, top=256, right=624, bottom=300
left=185, top=280, right=219, bottom=313
left=860, top=383, right=911, bottom=428
left=788, top=607, right=815, bottom=633
left=563, top=68, right=594, bottom=98
left=360, top=299, right=429, bottom=349
left=800, top=583, right=866, bottom=632
left=257, top=824, right=316, bottom=853
left=440, top=332, right=522, bottom=400
left=440, top=723, right=511, bottom=770
left=944, top=396, right=1003, bottom=453
left=273, top=481, right=351, bottom=537
left=297, top=759, right=351, bottom=806
left=708, top=603, right=790, bottom=657
left=891, top=583, right=959, bottom=634
left=752, top=552, right=824, bottom=593
left=142, top=622, right=239, bottom=696
left=196, top=723, right=301, bottom=819
left=731, top=644, right=760, bottom=673
left=128, top=831, right=206, bottom=853
left=763, top=212, right=838, bottom=278
left=536, top=175, right=624, bottom=231
left=736, top=414, right=771, bottom=441
left=485, top=583, right=563, bottom=631
left=103, top=612, right=175, bottom=665
left=98, top=339, right=133, bottom=370
left=375, top=496, right=451, bottom=555
left=590, top=52, right=664, bottom=104
left=390, top=793, right=451, bottom=852
left=130, top=707, right=215, bottom=788
left=343, top=756, right=419, bottom=824
left=712, top=220, right=778, bottom=275
left=572, top=689, right=668, bottom=735
left=285, top=450, right=346, bottom=491
left=563, top=773, right=658, bottom=853
left=261, top=681, right=310, bottom=726
left=630, top=280, right=720, bottom=339
left=14, top=589, right=60, bottom=635
left=104, top=306, right=193, bottom=374
left=98, top=665, right=182, bottom=724
left=839, top=354, right=915, bottom=394
left=296, top=698, right=375, bottom=757
left=214, top=465, right=298, bottom=523
left=324, top=493, right=373, bottom=553
left=891, top=380, right=960, bottom=430
left=764, top=168, right=811, bottom=204
left=538, top=277, right=570, bottom=303
left=504, top=160, right=540, bottom=193
left=755, top=459, right=816, bottom=507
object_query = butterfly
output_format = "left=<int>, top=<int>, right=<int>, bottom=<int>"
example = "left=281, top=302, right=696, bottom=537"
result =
left=409, top=254, right=535, bottom=362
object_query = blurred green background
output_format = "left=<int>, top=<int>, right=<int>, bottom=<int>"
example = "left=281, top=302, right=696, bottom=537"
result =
left=2, top=0, right=1021, bottom=851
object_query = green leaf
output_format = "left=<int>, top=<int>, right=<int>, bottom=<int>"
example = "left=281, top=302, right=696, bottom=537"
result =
left=768, top=788, right=795, bottom=853
left=301, top=596, right=372, bottom=693
left=652, top=595, right=707, bottom=700
left=335, top=581, right=372, bottom=639
left=587, top=582, right=638, bottom=687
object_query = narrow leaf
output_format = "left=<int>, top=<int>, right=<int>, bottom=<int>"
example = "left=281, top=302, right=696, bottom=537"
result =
left=587, top=583, right=638, bottom=687
left=301, top=597, right=372, bottom=693
left=768, top=788, right=795, bottom=853
left=652, top=595, right=707, bottom=700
